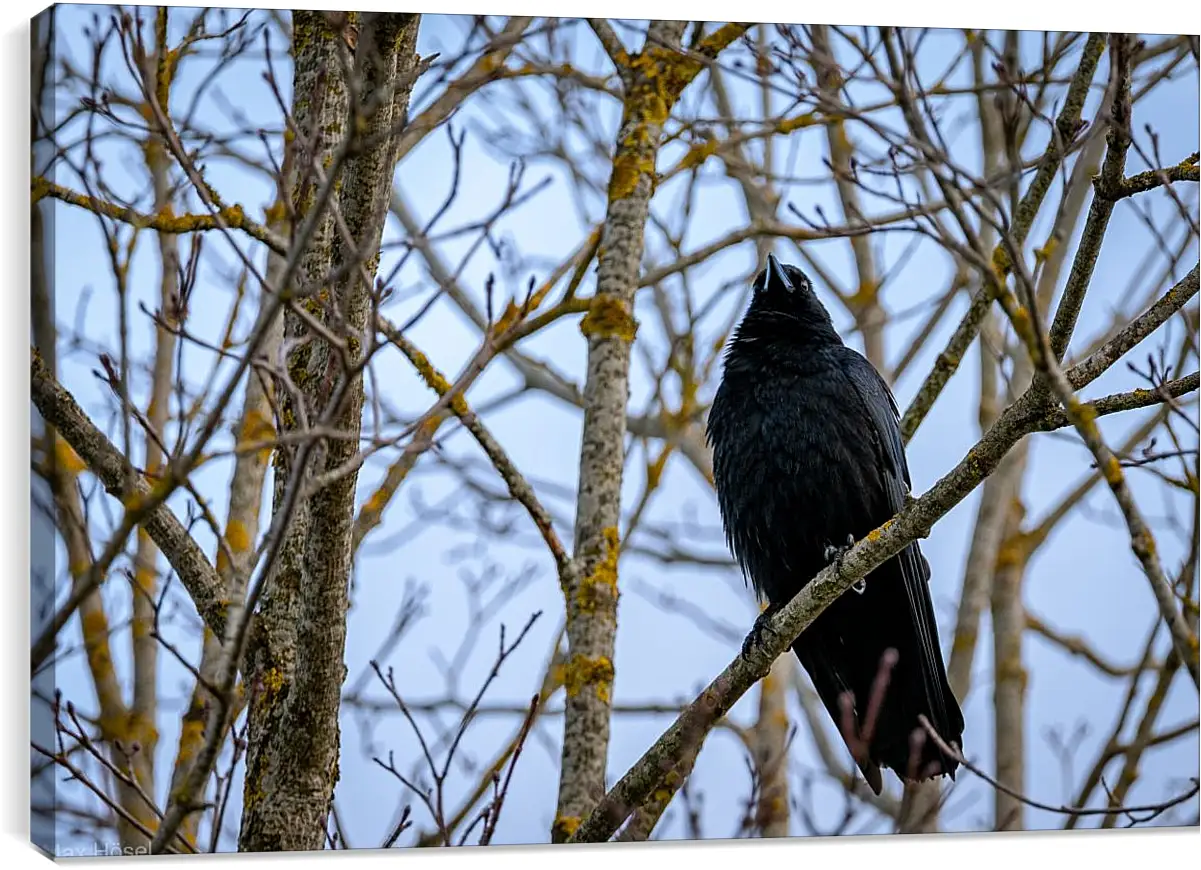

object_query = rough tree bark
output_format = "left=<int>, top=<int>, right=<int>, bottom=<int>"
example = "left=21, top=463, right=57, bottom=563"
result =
left=553, top=20, right=750, bottom=841
left=238, top=11, right=422, bottom=852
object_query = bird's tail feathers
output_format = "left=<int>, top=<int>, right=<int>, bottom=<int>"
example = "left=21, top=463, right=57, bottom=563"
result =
left=794, top=619, right=963, bottom=794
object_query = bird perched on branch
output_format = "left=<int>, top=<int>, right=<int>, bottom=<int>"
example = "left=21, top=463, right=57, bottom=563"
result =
left=706, top=253, right=965, bottom=795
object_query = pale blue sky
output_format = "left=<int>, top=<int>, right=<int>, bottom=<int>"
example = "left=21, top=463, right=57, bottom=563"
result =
left=34, top=7, right=1199, bottom=849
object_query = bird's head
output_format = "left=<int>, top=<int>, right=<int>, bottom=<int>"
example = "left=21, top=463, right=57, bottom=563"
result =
left=752, top=253, right=812, bottom=299
left=736, top=253, right=841, bottom=347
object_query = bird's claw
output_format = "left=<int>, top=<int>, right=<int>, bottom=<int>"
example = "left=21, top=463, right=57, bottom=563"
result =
left=823, top=533, right=856, bottom=569
left=825, top=534, right=866, bottom=593
left=742, top=601, right=783, bottom=658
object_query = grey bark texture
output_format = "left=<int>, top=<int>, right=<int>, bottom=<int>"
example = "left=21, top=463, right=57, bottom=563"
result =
left=553, top=20, right=751, bottom=840
left=239, top=12, right=422, bottom=852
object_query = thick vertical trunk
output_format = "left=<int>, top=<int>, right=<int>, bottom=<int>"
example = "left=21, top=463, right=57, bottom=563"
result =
left=238, top=12, right=422, bottom=852
left=553, top=20, right=691, bottom=842
left=555, top=23, right=751, bottom=841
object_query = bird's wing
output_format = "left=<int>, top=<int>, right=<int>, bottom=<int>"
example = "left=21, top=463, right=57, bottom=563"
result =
left=831, top=348, right=911, bottom=497
left=829, top=347, right=958, bottom=744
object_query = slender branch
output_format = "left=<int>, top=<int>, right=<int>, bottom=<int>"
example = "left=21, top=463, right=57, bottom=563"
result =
left=32, top=177, right=289, bottom=254
left=898, top=32, right=1107, bottom=442
left=30, top=349, right=228, bottom=663
left=918, top=716, right=1198, bottom=823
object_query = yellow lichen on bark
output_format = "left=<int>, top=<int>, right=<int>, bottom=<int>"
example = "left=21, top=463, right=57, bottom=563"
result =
left=552, top=815, right=581, bottom=840
left=220, top=520, right=251, bottom=577
left=562, top=654, right=615, bottom=702
left=577, top=526, right=620, bottom=613
left=237, top=408, right=276, bottom=462
left=579, top=295, right=639, bottom=342
left=676, top=137, right=720, bottom=171
left=777, top=112, right=821, bottom=133
left=607, top=151, right=652, bottom=202
left=53, top=436, right=88, bottom=475
left=849, top=278, right=881, bottom=308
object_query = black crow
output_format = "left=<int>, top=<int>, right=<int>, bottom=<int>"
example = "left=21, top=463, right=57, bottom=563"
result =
left=706, top=253, right=965, bottom=795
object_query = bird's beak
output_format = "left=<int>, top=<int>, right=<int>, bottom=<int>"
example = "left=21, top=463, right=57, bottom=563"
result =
left=765, top=253, right=794, bottom=292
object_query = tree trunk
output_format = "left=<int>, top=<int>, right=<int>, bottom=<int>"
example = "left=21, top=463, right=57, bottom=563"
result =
left=238, top=11, right=422, bottom=852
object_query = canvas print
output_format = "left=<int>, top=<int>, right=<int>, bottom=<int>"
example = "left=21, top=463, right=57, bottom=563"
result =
left=29, top=3, right=1200, bottom=856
